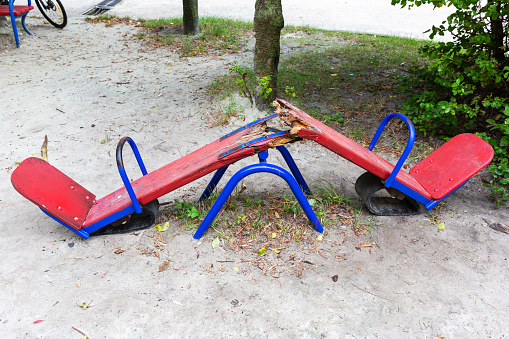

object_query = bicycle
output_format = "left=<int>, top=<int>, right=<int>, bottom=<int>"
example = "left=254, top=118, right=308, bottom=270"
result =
left=34, top=0, right=67, bottom=28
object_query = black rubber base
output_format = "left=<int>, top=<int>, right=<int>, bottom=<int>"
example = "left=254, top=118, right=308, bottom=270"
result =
left=90, top=199, right=160, bottom=236
left=355, top=172, right=420, bottom=216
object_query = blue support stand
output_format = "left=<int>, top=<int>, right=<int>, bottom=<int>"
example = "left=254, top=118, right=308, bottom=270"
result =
left=199, top=145, right=312, bottom=202
left=193, top=147, right=322, bottom=239
left=7, top=0, right=34, bottom=48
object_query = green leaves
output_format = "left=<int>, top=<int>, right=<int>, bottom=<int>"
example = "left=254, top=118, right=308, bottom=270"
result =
left=174, top=199, right=202, bottom=219
left=188, top=207, right=201, bottom=219
left=393, top=0, right=509, bottom=205
left=258, top=76, right=273, bottom=99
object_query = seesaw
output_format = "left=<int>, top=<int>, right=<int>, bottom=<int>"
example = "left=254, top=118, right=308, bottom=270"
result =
left=274, top=99, right=494, bottom=215
left=11, top=99, right=494, bottom=239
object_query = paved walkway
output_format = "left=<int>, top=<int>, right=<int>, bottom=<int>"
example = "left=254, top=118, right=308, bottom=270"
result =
left=65, top=0, right=454, bottom=41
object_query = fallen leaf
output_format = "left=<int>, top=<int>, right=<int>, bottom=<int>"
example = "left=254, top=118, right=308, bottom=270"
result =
left=358, top=268, right=362, bottom=271
left=211, top=237, right=220, bottom=248
left=114, top=248, right=124, bottom=254
left=232, top=267, right=240, bottom=273
left=437, top=222, right=445, bottom=231
left=272, top=248, right=280, bottom=254
left=271, top=232, right=277, bottom=239
left=258, top=247, right=266, bottom=256
left=41, top=135, right=48, bottom=162
left=159, top=260, right=170, bottom=272
left=317, top=234, right=323, bottom=241
left=488, top=222, right=509, bottom=234
left=274, top=211, right=280, bottom=219
left=156, top=221, right=169, bottom=232
left=78, top=302, right=87, bottom=310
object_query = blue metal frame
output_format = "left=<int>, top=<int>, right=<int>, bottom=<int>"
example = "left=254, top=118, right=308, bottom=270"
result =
left=41, top=204, right=139, bottom=239
left=116, top=137, right=148, bottom=214
left=193, top=162, right=323, bottom=239
left=199, top=145, right=312, bottom=202
left=368, top=113, right=415, bottom=189
left=198, top=165, right=229, bottom=202
left=39, top=137, right=150, bottom=239
left=367, top=113, right=464, bottom=210
left=6, top=0, right=34, bottom=48
left=276, top=145, right=312, bottom=196
left=41, top=209, right=91, bottom=239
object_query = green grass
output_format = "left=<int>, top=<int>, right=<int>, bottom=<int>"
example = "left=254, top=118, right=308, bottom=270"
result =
left=217, top=93, right=245, bottom=124
left=156, top=180, right=357, bottom=246
left=211, top=28, right=429, bottom=148
left=138, top=17, right=252, bottom=56
left=277, top=32, right=427, bottom=110
left=86, top=15, right=253, bottom=56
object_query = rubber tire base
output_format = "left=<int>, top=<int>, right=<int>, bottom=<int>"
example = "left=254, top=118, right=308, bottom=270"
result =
left=355, top=172, right=420, bottom=216
left=90, top=199, right=160, bottom=236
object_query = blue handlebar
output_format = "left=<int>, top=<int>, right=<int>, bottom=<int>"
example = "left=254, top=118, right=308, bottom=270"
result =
left=368, top=113, right=415, bottom=188
left=116, top=137, right=148, bottom=214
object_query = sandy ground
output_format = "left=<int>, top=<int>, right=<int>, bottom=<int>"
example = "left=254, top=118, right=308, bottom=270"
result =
left=1, top=3, right=508, bottom=339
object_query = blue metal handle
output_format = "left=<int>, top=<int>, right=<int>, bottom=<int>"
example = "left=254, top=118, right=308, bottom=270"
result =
left=368, top=113, right=415, bottom=188
left=116, top=137, right=148, bottom=214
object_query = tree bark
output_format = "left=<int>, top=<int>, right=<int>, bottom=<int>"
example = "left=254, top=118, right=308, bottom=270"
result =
left=488, top=0, right=506, bottom=66
left=182, top=0, right=199, bottom=35
left=254, top=0, right=284, bottom=109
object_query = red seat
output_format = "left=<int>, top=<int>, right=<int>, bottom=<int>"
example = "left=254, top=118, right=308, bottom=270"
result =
left=11, top=157, right=95, bottom=230
left=0, top=5, right=33, bottom=16
left=410, top=133, right=494, bottom=200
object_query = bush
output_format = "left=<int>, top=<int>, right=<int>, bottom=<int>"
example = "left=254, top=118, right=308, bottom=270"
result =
left=392, top=0, right=509, bottom=204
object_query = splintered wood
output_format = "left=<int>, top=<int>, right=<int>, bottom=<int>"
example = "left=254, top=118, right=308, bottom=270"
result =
left=236, top=104, right=311, bottom=148
left=273, top=100, right=314, bottom=136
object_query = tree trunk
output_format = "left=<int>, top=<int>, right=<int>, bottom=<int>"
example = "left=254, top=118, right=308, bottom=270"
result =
left=183, top=0, right=199, bottom=35
left=254, top=0, right=284, bottom=109
left=488, top=0, right=506, bottom=66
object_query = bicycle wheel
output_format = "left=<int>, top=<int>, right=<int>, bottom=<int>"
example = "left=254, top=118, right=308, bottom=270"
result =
left=35, top=0, right=67, bottom=28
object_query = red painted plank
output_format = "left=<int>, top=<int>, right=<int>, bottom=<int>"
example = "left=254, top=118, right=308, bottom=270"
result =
left=410, top=133, right=494, bottom=200
left=11, top=157, right=95, bottom=230
left=84, top=121, right=278, bottom=227
left=276, top=99, right=432, bottom=199
left=0, top=6, right=33, bottom=16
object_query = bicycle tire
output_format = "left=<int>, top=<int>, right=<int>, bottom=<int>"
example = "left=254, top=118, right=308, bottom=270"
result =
left=35, top=0, right=67, bottom=29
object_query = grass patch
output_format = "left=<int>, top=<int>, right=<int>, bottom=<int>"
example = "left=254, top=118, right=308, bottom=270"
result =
left=156, top=181, right=360, bottom=252
left=211, top=28, right=434, bottom=152
left=216, top=93, right=245, bottom=124
left=87, top=15, right=253, bottom=56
